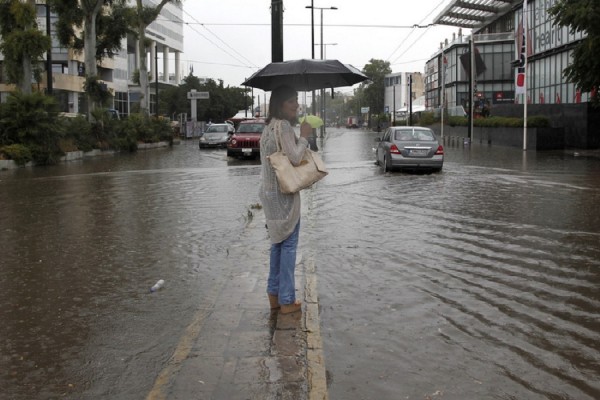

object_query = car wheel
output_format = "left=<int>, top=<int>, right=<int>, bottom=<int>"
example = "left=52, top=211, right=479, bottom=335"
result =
left=382, top=155, right=388, bottom=173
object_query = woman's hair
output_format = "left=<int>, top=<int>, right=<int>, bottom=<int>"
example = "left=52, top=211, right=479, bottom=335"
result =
left=266, top=85, right=298, bottom=124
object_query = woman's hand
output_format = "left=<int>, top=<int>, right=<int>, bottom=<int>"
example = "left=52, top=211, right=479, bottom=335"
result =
left=300, top=121, right=312, bottom=139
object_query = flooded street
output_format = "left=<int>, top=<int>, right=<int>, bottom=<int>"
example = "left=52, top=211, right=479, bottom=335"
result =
left=310, top=129, right=600, bottom=399
left=0, top=144, right=265, bottom=399
left=1, top=129, right=599, bottom=399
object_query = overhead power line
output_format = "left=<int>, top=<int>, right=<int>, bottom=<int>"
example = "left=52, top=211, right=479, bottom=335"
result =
left=166, top=21, right=435, bottom=29
left=386, top=0, right=448, bottom=64
left=172, top=9, right=260, bottom=71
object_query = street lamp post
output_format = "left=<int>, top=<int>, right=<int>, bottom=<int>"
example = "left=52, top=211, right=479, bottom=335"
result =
left=306, top=5, right=337, bottom=138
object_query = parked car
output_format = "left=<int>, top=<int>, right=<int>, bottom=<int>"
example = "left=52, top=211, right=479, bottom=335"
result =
left=226, top=119, right=266, bottom=158
left=375, top=126, right=444, bottom=172
left=199, top=123, right=232, bottom=149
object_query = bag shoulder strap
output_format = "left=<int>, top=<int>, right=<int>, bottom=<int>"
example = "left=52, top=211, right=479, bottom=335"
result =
left=272, top=120, right=285, bottom=153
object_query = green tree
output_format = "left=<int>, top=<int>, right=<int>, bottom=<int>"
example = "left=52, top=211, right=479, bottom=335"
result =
left=49, top=0, right=132, bottom=114
left=360, top=59, right=391, bottom=119
left=159, top=82, right=187, bottom=120
left=549, top=0, right=600, bottom=104
left=0, top=0, right=51, bottom=93
left=160, top=74, right=251, bottom=122
left=344, top=88, right=362, bottom=118
left=0, top=92, right=63, bottom=164
left=198, top=79, right=250, bottom=122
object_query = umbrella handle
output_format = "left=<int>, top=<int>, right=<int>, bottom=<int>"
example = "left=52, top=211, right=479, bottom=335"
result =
left=302, top=92, right=307, bottom=118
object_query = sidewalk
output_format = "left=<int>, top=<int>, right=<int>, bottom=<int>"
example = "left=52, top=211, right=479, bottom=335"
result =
left=144, top=224, right=327, bottom=399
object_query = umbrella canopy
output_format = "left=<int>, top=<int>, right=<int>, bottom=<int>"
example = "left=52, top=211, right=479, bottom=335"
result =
left=298, top=114, right=324, bottom=129
left=242, top=59, right=369, bottom=92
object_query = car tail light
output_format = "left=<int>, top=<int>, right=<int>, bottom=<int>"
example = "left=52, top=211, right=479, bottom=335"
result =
left=390, top=144, right=401, bottom=154
left=435, top=145, right=444, bottom=155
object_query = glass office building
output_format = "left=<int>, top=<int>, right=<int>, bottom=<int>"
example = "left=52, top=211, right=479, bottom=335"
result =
left=427, top=0, right=590, bottom=110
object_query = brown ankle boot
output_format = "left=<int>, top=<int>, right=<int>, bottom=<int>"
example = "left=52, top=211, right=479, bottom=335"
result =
left=280, top=300, right=302, bottom=314
left=268, top=294, right=280, bottom=309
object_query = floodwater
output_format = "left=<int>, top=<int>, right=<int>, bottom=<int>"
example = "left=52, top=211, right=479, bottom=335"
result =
left=0, top=144, right=263, bottom=399
left=309, top=129, right=600, bottom=399
left=1, top=129, right=599, bottom=400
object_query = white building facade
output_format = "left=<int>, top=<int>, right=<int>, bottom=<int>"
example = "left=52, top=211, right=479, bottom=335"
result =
left=0, top=1, right=183, bottom=117
left=383, top=71, right=425, bottom=123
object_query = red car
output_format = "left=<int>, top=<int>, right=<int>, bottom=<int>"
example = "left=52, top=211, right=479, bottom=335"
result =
left=226, top=119, right=266, bottom=158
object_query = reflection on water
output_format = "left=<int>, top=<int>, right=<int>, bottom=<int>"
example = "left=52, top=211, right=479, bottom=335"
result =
left=308, top=130, right=600, bottom=399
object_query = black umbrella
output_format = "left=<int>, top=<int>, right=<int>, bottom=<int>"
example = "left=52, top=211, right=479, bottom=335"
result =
left=242, top=59, right=369, bottom=92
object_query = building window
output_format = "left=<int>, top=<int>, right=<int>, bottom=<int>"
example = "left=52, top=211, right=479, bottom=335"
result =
left=114, top=92, right=128, bottom=117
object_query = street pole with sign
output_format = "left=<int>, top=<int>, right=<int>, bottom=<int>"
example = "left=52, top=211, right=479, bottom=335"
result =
left=187, top=90, right=210, bottom=138
left=187, top=89, right=210, bottom=122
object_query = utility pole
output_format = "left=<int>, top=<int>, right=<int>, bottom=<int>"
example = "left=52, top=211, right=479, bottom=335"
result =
left=310, top=1, right=315, bottom=116
left=408, top=74, right=413, bottom=126
left=271, top=0, right=283, bottom=62
left=45, top=4, right=53, bottom=95
left=468, top=37, right=474, bottom=142
left=392, top=84, right=395, bottom=126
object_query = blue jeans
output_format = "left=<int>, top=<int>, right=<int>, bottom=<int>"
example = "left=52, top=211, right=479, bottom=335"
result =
left=267, top=220, right=300, bottom=305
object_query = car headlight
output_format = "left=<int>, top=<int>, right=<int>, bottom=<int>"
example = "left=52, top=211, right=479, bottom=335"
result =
left=231, top=139, right=237, bottom=145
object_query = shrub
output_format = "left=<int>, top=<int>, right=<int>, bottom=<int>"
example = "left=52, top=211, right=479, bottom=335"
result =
left=61, top=114, right=94, bottom=152
left=0, top=144, right=32, bottom=165
left=124, top=113, right=173, bottom=145
left=445, top=115, right=550, bottom=128
left=418, top=112, right=437, bottom=126
left=527, top=116, right=550, bottom=127
left=0, top=92, right=64, bottom=165
left=447, top=116, right=467, bottom=126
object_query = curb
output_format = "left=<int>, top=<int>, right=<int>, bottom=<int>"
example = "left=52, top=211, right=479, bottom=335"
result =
left=304, top=256, right=328, bottom=400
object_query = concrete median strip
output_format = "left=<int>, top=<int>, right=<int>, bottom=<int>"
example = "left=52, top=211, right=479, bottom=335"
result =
left=304, top=256, right=329, bottom=400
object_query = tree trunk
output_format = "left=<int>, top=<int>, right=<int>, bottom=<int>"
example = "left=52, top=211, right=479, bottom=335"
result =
left=18, top=0, right=37, bottom=94
left=83, top=1, right=103, bottom=118
left=20, top=52, right=33, bottom=94
left=137, top=25, right=149, bottom=115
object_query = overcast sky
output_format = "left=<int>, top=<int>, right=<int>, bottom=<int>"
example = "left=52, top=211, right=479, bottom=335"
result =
left=180, top=0, right=464, bottom=96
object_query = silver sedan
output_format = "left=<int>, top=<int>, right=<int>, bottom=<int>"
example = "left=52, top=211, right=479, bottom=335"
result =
left=199, top=124, right=232, bottom=149
left=375, top=126, right=444, bottom=172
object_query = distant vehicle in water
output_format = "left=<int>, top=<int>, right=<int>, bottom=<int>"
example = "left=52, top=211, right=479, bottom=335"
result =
left=199, top=123, right=232, bottom=149
left=346, top=116, right=359, bottom=128
left=227, top=119, right=265, bottom=159
left=375, top=126, right=444, bottom=173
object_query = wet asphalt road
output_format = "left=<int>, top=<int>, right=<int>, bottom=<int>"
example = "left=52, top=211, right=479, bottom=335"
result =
left=1, top=128, right=599, bottom=399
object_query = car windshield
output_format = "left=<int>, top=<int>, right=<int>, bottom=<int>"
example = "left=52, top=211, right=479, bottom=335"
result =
left=207, top=125, right=229, bottom=133
left=394, top=129, right=436, bottom=141
left=237, top=124, right=265, bottom=133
